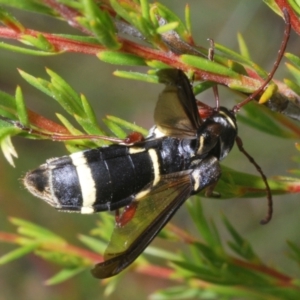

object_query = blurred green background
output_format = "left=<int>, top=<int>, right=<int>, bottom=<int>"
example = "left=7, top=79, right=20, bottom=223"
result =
left=0, top=1, right=300, bottom=299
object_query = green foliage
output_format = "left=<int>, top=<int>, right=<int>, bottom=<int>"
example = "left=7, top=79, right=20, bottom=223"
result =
left=180, top=54, right=241, bottom=78
left=238, top=101, right=300, bottom=139
left=0, top=1, right=300, bottom=299
left=3, top=200, right=300, bottom=299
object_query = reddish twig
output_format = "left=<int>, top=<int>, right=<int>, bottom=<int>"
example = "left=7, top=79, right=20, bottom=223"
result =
left=275, top=0, right=300, bottom=35
left=0, top=26, right=263, bottom=90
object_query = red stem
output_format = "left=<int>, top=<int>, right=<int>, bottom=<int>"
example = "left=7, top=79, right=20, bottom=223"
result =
left=1, top=229, right=299, bottom=286
left=0, top=26, right=259, bottom=90
left=231, top=257, right=293, bottom=286
left=275, top=0, right=300, bottom=35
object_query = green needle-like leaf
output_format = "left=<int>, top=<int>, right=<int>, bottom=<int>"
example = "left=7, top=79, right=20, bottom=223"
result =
left=114, top=70, right=159, bottom=83
left=180, top=54, right=240, bottom=78
left=81, top=0, right=121, bottom=49
left=0, top=6, right=24, bottom=31
left=0, top=42, right=60, bottom=55
left=102, top=118, right=127, bottom=138
left=222, top=215, right=260, bottom=262
left=0, top=244, right=38, bottom=264
left=284, top=78, right=300, bottom=95
left=187, top=199, right=222, bottom=250
left=10, top=218, right=65, bottom=242
left=45, top=267, right=87, bottom=285
left=238, top=102, right=300, bottom=139
left=78, top=234, right=107, bottom=253
left=18, top=69, right=53, bottom=97
left=156, top=22, right=179, bottom=34
left=237, top=32, right=251, bottom=60
left=21, top=33, right=56, bottom=52
left=105, top=115, right=148, bottom=136
left=97, top=51, right=146, bottom=66
left=15, top=86, right=28, bottom=126
left=286, top=62, right=300, bottom=85
left=263, top=0, right=283, bottom=16
left=155, top=3, right=189, bottom=40
left=0, top=133, right=18, bottom=166
left=285, top=52, right=300, bottom=68
left=0, top=0, right=53, bottom=15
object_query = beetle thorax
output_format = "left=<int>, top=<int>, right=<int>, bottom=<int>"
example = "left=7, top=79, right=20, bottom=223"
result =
left=196, top=107, right=237, bottom=161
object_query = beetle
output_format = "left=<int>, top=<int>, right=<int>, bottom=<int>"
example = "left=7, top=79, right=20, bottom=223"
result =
left=16, top=10, right=291, bottom=278
left=23, top=69, right=238, bottom=277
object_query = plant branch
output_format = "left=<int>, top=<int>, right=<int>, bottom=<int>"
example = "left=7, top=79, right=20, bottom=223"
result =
left=274, top=0, right=300, bottom=35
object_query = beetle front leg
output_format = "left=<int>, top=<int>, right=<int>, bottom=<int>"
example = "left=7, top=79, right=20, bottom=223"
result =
left=191, top=156, right=221, bottom=194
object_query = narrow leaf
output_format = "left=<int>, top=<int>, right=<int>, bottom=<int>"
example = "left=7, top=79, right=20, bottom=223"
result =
left=46, top=70, right=85, bottom=117
left=102, top=118, right=126, bottom=139
left=82, top=0, right=121, bottom=49
left=193, top=81, right=215, bottom=95
left=180, top=54, right=240, bottom=78
left=97, top=51, right=146, bottom=66
left=215, top=165, right=292, bottom=199
left=21, top=33, right=56, bottom=52
left=15, top=86, right=29, bottom=126
left=0, top=42, right=59, bottom=56
left=0, top=244, right=38, bottom=264
left=45, top=267, right=86, bottom=285
left=146, top=60, right=170, bottom=69
left=10, top=218, right=65, bottom=242
left=186, top=198, right=222, bottom=249
left=258, top=83, right=278, bottom=104
left=140, top=0, right=150, bottom=21
left=222, top=215, right=260, bottom=262
left=284, top=78, right=300, bottom=95
left=237, top=33, right=251, bottom=60
left=262, top=0, right=282, bottom=16
left=18, top=70, right=53, bottom=97
left=287, top=240, right=300, bottom=263
left=78, top=234, right=106, bottom=253
left=0, top=6, right=24, bottom=31
left=155, top=3, right=188, bottom=39
left=156, top=22, right=179, bottom=34
left=113, top=70, right=159, bottom=83
left=0, top=1, right=53, bottom=15
left=74, top=115, right=106, bottom=137
left=285, top=53, right=300, bottom=69
left=185, top=4, right=192, bottom=34
left=0, top=90, right=17, bottom=110
left=80, top=94, right=98, bottom=126
left=215, top=42, right=267, bottom=79
left=286, top=63, right=300, bottom=85
left=144, top=245, right=180, bottom=261
left=105, top=115, right=148, bottom=136
left=110, top=0, right=133, bottom=25
left=238, top=102, right=299, bottom=139
left=285, top=0, right=300, bottom=15
left=55, top=114, right=83, bottom=136
left=0, top=132, right=18, bottom=167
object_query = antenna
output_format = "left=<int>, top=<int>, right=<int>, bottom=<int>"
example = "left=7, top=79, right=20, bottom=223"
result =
left=235, top=136, right=273, bottom=224
left=231, top=9, right=291, bottom=224
left=232, top=8, right=291, bottom=113
left=0, top=114, right=129, bottom=144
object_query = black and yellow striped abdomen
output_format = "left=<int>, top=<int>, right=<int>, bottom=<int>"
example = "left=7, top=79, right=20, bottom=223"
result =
left=24, top=137, right=198, bottom=214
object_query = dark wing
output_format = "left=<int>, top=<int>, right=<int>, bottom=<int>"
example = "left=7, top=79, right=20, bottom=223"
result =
left=91, top=171, right=193, bottom=279
left=154, top=69, right=202, bottom=138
